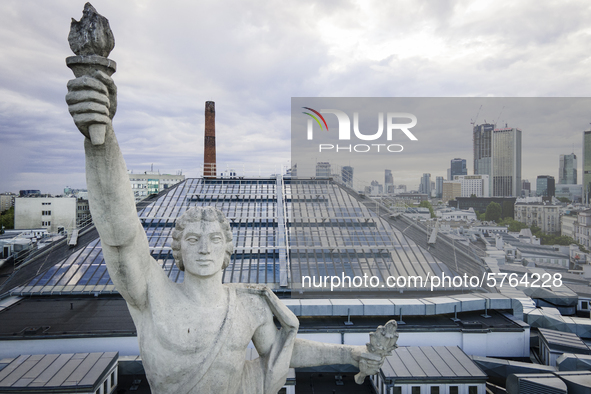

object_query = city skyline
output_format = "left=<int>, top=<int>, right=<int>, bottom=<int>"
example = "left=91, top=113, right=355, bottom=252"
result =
left=2, top=1, right=591, bottom=194
left=292, top=97, right=588, bottom=194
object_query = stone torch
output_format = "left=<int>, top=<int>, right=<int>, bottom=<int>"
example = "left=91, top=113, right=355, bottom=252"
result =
left=66, top=2, right=116, bottom=146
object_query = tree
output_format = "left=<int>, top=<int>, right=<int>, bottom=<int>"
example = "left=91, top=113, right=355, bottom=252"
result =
left=498, top=217, right=529, bottom=232
left=419, top=200, right=436, bottom=218
left=484, top=202, right=502, bottom=222
left=557, top=197, right=570, bottom=203
left=502, top=201, right=514, bottom=219
left=0, top=207, right=14, bottom=231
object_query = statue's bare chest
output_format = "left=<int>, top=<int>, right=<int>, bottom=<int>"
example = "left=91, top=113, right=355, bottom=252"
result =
left=139, top=286, right=255, bottom=355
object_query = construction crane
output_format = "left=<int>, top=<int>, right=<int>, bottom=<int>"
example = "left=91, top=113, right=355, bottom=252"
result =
left=470, top=105, right=483, bottom=126
left=495, top=106, right=505, bottom=128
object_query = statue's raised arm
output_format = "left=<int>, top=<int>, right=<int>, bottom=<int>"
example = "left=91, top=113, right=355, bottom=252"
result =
left=65, top=3, right=150, bottom=310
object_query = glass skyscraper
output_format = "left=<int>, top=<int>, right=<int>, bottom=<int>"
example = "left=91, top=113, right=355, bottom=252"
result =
left=492, top=127, right=522, bottom=197
left=473, top=124, right=494, bottom=193
left=536, top=175, right=555, bottom=198
left=559, top=153, right=577, bottom=185
left=449, top=158, right=467, bottom=181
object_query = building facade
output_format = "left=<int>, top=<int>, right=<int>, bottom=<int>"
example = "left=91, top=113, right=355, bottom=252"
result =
left=522, top=179, right=531, bottom=197
left=14, top=196, right=78, bottom=233
left=537, top=175, right=556, bottom=198
left=385, top=169, right=394, bottom=194
left=315, top=162, right=331, bottom=178
left=454, top=175, right=490, bottom=197
left=341, top=166, right=353, bottom=188
left=128, top=171, right=185, bottom=202
left=514, top=202, right=561, bottom=235
left=442, top=181, right=461, bottom=203
left=435, top=176, right=444, bottom=199
left=419, top=173, right=431, bottom=196
left=492, top=127, right=522, bottom=197
left=473, top=123, right=494, bottom=193
left=555, top=184, right=583, bottom=203
left=575, top=209, right=591, bottom=250
left=559, top=153, right=577, bottom=185
left=0, top=193, right=16, bottom=212
left=449, top=158, right=467, bottom=180
left=584, top=131, right=591, bottom=204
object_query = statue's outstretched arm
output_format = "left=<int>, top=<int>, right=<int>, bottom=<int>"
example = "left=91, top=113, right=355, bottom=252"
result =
left=66, top=70, right=150, bottom=309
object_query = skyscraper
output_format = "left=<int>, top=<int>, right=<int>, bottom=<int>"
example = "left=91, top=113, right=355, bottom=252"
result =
left=492, top=127, right=522, bottom=197
left=473, top=124, right=495, bottom=192
left=342, top=166, right=353, bottom=188
left=584, top=131, right=591, bottom=204
left=536, top=175, right=555, bottom=198
left=521, top=179, right=531, bottom=197
left=435, top=176, right=444, bottom=198
left=449, top=158, right=467, bottom=180
left=316, top=162, right=331, bottom=178
left=385, top=169, right=394, bottom=194
left=419, top=173, right=431, bottom=196
left=559, top=153, right=577, bottom=185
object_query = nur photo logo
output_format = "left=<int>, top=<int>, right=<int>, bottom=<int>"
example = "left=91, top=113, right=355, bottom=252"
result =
left=302, top=107, right=418, bottom=153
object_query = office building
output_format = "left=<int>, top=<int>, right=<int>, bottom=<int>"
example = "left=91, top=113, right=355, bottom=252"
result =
left=442, top=181, right=461, bottom=203
left=559, top=153, right=577, bottom=185
left=419, top=173, right=431, bottom=196
left=473, top=123, right=495, bottom=192
left=341, top=166, right=353, bottom=188
left=128, top=171, right=185, bottom=202
left=522, top=179, right=531, bottom=197
left=454, top=175, right=490, bottom=197
left=315, top=162, right=331, bottom=178
left=536, top=175, right=556, bottom=198
left=555, top=184, right=583, bottom=203
left=449, top=158, right=467, bottom=180
left=584, top=131, right=591, bottom=204
left=492, top=127, right=522, bottom=197
left=0, top=193, right=16, bottom=212
left=14, top=196, right=77, bottom=233
left=435, top=176, right=444, bottom=198
left=474, top=124, right=522, bottom=197
left=385, top=169, right=394, bottom=194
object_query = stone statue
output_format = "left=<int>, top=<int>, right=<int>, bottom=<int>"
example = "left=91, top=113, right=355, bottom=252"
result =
left=65, top=4, right=398, bottom=393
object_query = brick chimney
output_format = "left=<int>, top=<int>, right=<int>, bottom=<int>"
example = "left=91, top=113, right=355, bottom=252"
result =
left=204, top=101, right=216, bottom=178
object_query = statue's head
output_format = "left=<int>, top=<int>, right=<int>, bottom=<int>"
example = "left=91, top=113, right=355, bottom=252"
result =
left=171, top=206, right=233, bottom=272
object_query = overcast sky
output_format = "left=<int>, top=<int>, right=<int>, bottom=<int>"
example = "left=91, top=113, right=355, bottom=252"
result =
left=1, top=0, right=590, bottom=194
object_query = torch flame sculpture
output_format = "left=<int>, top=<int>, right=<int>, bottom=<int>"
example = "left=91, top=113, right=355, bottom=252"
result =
left=66, top=2, right=116, bottom=145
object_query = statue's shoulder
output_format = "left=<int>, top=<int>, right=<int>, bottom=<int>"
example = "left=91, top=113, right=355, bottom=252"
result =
left=226, top=283, right=273, bottom=307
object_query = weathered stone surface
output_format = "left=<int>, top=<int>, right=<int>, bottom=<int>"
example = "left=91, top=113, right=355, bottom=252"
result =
left=68, top=3, right=114, bottom=57
left=64, top=4, right=396, bottom=393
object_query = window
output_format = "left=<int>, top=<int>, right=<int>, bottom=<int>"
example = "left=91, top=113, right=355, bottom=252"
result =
left=412, top=386, right=421, bottom=394
left=41, top=221, right=51, bottom=226
left=42, top=202, right=51, bottom=205
left=42, top=210, right=51, bottom=215
left=469, top=386, right=478, bottom=394
left=582, top=301, right=589, bottom=310
left=450, top=386, right=459, bottom=394
left=392, top=387, right=402, bottom=394
left=430, top=387, right=439, bottom=394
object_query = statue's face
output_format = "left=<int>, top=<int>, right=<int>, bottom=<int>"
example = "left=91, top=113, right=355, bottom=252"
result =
left=180, top=221, right=227, bottom=278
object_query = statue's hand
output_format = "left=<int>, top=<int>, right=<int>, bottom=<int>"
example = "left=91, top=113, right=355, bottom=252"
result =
left=358, top=352, right=384, bottom=376
left=352, top=347, right=383, bottom=376
left=66, top=70, right=117, bottom=139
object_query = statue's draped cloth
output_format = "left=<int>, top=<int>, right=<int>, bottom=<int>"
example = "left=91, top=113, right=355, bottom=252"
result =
left=178, top=286, right=298, bottom=394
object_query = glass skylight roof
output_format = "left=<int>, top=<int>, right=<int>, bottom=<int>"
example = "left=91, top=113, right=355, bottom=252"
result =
left=11, top=177, right=461, bottom=296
